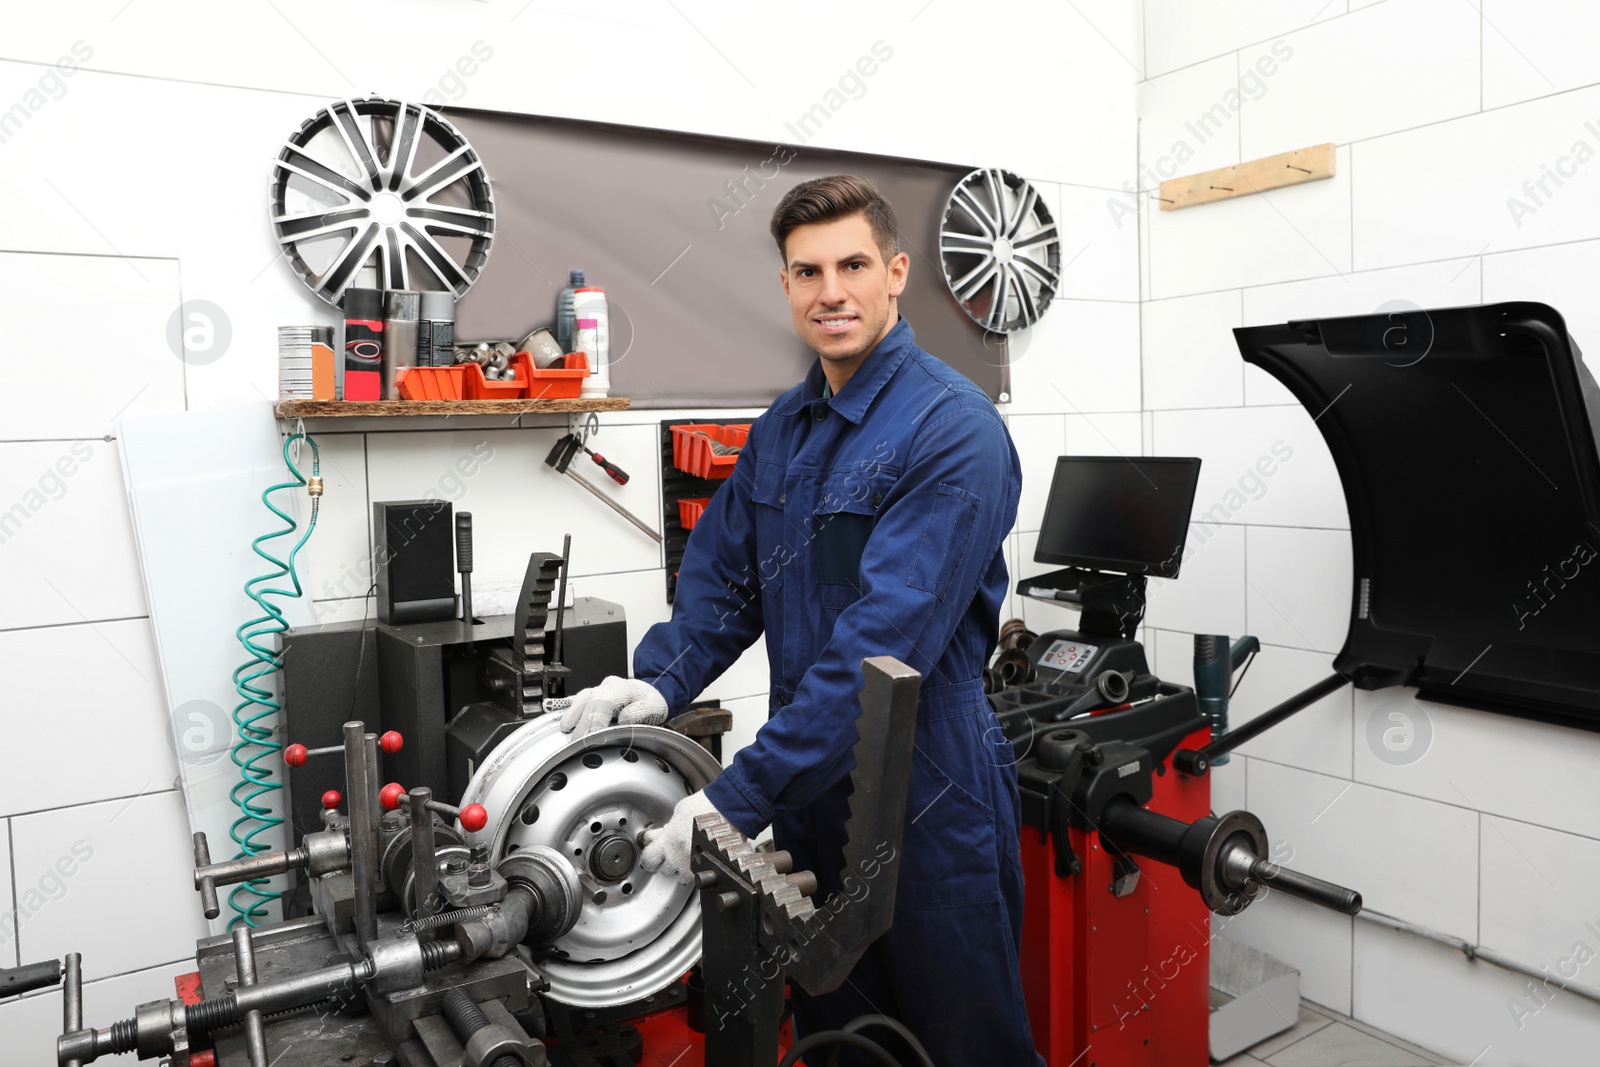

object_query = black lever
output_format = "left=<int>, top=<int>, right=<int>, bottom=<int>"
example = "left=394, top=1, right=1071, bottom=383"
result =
left=1174, top=672, right=1349, bottom=775
left=456, top=511, right=474, bottom=625
left=1, top=958, right=62, bottom=1000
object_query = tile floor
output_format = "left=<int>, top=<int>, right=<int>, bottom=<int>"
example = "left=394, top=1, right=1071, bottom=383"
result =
left=1218, top=1000, right=1456, bottom=1066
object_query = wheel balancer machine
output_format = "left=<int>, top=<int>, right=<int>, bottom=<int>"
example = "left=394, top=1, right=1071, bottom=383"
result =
left=989, top=456, right=1361, bottom=1066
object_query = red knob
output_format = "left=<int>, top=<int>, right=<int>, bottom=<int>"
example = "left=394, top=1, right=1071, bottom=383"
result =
left=459, top=804, right=488, bottom=833
left=379, top=731, right=404, bottom=754
left=379, top=782, right=407, bottom=811
left=321, top=790, right=342, bottom=811
left=284, top=744, right=308, bottom=767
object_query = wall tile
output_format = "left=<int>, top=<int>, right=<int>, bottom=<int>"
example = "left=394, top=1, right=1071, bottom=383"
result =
left=1229, top=642, right=1353, bottom=779
left=1142, top=291, right=1245, bottom=410
left=1248, top=760, right=1478, bottom=936
left=1005, top=414, right=1065, bottom=535
left=1245, top=525, right=1353, bottom=654
left=1352, top=83, right=1600, bottom=270
left=0, top=439, right=146, bottom=629
left=0, top=822, right=12, bottom=969
left=1239, top=0, right=1480, bottom=160
left=1138, top=55, right=1243, bottom=188
left=10, top=790, right=206, bottom=981
left=1010, top=300, right=1141, bottom=415
left=1057, top=184, right=1141, bottom=303
left=1145, top=522, right=1248, bottom=635
left=1483, top=0, right=1600, bottom=110
left=1353, top=920, right=1600, bottom=1065
left=1141, top=0, right=1346, bottom=80
left=1154, top=407, right=1348, bottom=530
left=298, top=433, right=369, bottom=608
left=0, top=620, right=177, bottom=818
left=1353, top=688, right=1600, bottom=842
left=0, top=253, right=184, bottom=440
left=1479, top=815, right=1600, bottom=985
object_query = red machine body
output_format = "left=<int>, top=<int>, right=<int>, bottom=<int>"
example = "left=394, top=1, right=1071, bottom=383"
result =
left=1018, top=722, right=1213, bottom=1067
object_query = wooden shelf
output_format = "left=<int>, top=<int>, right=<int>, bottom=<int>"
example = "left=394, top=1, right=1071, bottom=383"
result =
left=274, top=397, right=630, bottom=418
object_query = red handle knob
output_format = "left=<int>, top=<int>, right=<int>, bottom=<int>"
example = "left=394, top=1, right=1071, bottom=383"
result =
left=379, top=782, right=407, bottom=811
left=459, top=803, right=488, bottom=833
left=379, top=731, right=404, bottom=754
left=321, top=790, right=342, bottom=810
left=284, top=744, right=308, bottom=767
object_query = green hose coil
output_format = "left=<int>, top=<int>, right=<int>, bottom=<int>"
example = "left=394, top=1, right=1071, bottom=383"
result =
left=228, top=430, right=320, bottom=928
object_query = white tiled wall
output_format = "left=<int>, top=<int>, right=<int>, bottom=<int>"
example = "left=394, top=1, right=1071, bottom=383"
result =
left=1138, top=3, right=1600, bottom=1060
left=0, top=1, right=1143, bottom=1050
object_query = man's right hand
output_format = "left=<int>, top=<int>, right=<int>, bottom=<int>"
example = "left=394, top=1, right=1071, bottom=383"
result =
left=558, top=676, right=669, bottom=734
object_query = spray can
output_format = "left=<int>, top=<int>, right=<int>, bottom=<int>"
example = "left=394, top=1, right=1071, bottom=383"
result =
left=383, top=291, right=419, bottom=400
left=419, top=291, right=455, bottom=370
left=573, top=286, right=609, bottom=398
left=342, top=288, right=384, bottom=401
left=556, top=269, right=585, bottom=353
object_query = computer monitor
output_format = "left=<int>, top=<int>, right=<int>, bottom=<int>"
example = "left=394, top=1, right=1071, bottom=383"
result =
left=1033, top=456, right=1203, bottom=579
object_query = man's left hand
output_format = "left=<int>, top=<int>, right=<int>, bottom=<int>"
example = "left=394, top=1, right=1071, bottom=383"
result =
left=639, top=790, right=720, bottom=885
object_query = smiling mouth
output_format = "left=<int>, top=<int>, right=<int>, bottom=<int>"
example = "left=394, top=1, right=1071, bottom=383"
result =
left=814, top=315, right=857, bottom=333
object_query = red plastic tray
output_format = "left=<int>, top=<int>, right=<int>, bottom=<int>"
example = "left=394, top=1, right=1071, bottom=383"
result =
left=462, top=351, right=534, bottom=400
left=671, top=423, right=750, bottom=480
left=397, top=365, right=467, bottom=400
left=677, top=497, right=711, bottom=530
left=527, top=352, right=589, bottom=400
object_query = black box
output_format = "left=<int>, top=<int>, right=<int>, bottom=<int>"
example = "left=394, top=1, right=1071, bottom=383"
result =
left=374, top=499, right=457, bottom=624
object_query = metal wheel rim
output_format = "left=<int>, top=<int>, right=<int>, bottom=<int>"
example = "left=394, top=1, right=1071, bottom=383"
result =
left=939, top=167, right=1060, bottom=333
left=458, top=717, right=724, bottom=1008
left=270, top=96, right=496, bottom=306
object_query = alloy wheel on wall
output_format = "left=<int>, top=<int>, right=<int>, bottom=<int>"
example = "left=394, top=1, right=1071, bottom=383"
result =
left=939, top=167, right=1061, bottom=334
left=270, top=96, right=496, bottom=305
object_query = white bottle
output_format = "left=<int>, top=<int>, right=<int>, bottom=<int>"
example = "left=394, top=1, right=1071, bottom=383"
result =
left=573, top=287, right=610, bottom=398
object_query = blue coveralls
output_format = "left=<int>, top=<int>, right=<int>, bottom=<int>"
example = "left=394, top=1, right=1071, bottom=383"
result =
left=635, top=318, right=1044, bottom=1067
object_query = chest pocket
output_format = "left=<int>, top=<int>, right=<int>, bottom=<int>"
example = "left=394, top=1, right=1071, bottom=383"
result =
left=749, top=461, right=789, bottom=594
left=815, top=470, right=895, bottom=610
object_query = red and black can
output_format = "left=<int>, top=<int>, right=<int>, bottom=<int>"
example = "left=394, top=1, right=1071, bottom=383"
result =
left=342, top=287, right=384, bottom=401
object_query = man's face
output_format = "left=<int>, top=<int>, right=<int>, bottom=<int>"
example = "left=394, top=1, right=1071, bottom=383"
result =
left=780, top=213, right=909, bottom=368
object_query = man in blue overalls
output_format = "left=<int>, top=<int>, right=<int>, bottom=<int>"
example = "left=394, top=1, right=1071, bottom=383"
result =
left=560, top=175, right=1042, bottom=1066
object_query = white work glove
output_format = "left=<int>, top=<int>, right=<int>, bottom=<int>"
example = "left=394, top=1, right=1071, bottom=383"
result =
left=640, top=789, right=720, bottom=885
left=558, top=676, right=668, bottom=734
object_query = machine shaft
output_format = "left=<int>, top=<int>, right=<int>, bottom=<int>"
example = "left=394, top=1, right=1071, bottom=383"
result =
left=232, top=928, right=268, bottom=1067
left=346, top=723, right=381, bottom=949
left=61, top=954, right=81, bottom=1067
left=1099, top=795, right=1362, bottom=917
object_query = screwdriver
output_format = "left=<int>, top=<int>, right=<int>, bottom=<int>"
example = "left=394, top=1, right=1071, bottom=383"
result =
left=577, top=439, right=629, bottom=484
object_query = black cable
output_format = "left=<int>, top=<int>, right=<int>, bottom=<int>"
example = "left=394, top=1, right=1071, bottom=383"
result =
left=1227, top=649, right=1258, bottom=699
left=779, top=1030, right=905, bottom=1067
left=841, top=1016, right=935, bottom=1067
left=346, top=580, right=379, bottom=719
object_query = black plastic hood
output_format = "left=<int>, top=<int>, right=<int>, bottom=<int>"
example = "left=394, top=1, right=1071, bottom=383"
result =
left=1234, top=302, right=1600, bottom=731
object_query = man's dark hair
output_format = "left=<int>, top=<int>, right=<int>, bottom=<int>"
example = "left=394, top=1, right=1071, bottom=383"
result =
left=770, top=175, right=900, bottom=264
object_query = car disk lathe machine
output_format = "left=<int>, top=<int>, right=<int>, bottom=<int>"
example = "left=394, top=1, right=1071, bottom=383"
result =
left=50, top=656, right=927, bottom=1067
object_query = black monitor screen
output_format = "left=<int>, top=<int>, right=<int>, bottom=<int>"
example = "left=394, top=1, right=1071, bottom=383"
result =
left=1034, top=457, right=1202, bottom=578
